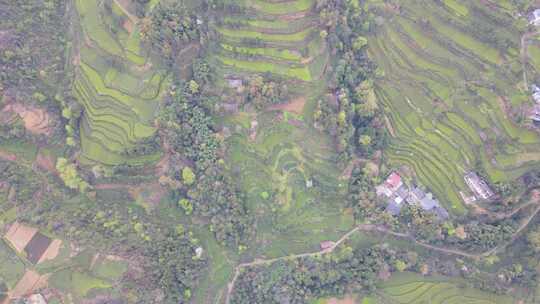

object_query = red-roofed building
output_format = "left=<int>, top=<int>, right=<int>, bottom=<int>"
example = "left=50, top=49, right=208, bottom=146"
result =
left=386, top=172, right=402, bottom=191
left=376, top=172, right=404, bottom=197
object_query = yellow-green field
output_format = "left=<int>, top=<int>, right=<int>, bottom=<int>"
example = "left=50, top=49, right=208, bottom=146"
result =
left=74, top=0, right=167, bottom=166
left=368, top=0, right=540, bottom=214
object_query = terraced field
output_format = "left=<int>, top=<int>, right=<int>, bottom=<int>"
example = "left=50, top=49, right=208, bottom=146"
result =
left=213, top=0, right=328, bottom=82
left=194, top=2, right=356, bottom=301
left=226, top=111, right=354, bottom=257
left=211, top=0, right=351, bottom=258
left=378, top=272, right=513, bottom=304
left=74, top=0, right=167, bottom=166
left=367, top=0, right=540, bottom=214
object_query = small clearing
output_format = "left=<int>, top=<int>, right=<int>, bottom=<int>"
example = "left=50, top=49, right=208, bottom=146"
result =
left=36, top=150, right=57, bottom=174
left=3, top=103, right=52, bottom=136
left=326, top=296, right=357, bottom=304
left=0, top=150, right=17, bottom=162
left=268, top=96, right=306, bottom=115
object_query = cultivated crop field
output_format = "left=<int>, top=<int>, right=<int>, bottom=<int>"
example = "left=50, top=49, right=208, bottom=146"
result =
left=377, top=272, right=513, bottom=304
left=368, top=0, right=540, bottom=214
left=226, top=110, right=354, bottom=257
left=192, top=1, right=369, bottom=301
left=74, top=0, right=167, bottom=166
left=213, top=0, right=328, bottom=82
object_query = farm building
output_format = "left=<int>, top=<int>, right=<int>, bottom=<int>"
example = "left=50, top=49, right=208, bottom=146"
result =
left=529, top=9, right=540, bottom=26
left=531, top=105, right=540, bottom=124
left=406, top=186, right=449, bottom=219
left=376, top=172, right=403, bottom=197
left=27, top=294, right=47, bottom=304
left=320, top=241, right=335, bottom=250
left=464, top=172, right=494, bottom=200
left=377, top=172, right=449, bottom=218
left=532, top=84, right=540, bottom=103
left=226, top=78, right=243, bottom=89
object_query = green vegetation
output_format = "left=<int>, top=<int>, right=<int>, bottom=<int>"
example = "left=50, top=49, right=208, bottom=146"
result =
left=3, top=0, right=540, bottom=303
left=74, top=0, right=166, bottom=166
left=368, top=0, right=539, bottom=213
left=378, top=272, right=513, bottom=304
left=212, top=0, right=328, bottom=82
left=0, top=242, right=24, bottom=289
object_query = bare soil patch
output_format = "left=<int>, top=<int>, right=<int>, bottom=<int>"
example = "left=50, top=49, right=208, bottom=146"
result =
left=0, top=150, right=17, bottom=162
left=129, top=182, right=166, bottom=207
left=36, top=150, right=56, bottom=174
left=123, top=19, right=134, bottom=34
left=3, top=104, right=52, bottom=136
left=9, top=270, right=49, bottom=299
left=5, top=222, right=38, bottom=253
left=268, top=97, right=306, bottom=115
left=38, top=239, right=63, bottom=264
left=326, top=296, right=357, bottom=304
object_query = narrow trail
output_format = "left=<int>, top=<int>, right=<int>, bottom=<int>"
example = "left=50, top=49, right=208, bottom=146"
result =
left=224, top=196, right=540, bottom=303
left=224, top=226, right=361, bottom=304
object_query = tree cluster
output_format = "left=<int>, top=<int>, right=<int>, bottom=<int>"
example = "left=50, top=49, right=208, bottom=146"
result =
left=245, top=75, right=289, bottom=109
left=158, top=77, right=252, bottom=250
left=141, top=1, right=201, bottom=62
left=231, top=245, right=421, bottom=303
left=314, top=0, right=386, bottom=161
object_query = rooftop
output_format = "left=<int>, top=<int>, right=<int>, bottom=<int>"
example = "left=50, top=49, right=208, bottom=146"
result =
left=386, top=172, right=402, bottom=190
left=464, top=172, right=494, bottom=200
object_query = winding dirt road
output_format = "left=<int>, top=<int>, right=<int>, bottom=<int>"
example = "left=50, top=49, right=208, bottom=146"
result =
left=224, top=197, right=540, bottom=303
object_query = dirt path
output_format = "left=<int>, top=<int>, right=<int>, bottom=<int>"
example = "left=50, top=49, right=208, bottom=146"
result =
left=224, top=226, right=361, bottom=304
left=224, top=194, right=540, bottom=303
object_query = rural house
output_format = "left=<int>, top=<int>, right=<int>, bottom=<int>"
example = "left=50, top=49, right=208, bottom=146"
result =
left=377, top=172, right=449, bottom=219
left=531, top=105, right=540, bottom=124
left=376, top=172, right=407, bottom=215
left=529, top=9, right=540, bottom=26
left=320, top=241, right=335, bottom=251
left=27, top=294, right=47, bottom=304
left=464, top=172, right=494, bottom=200
left=406, top=186, right=449, bottom=219
left=532, top=84, right=540, bottom=103
left=376, top=172, right=403, bottom=197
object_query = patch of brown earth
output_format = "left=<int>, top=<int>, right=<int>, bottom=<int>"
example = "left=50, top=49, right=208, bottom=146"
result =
left=35, top=151, right=56, bottom=174
left=9, top=270, right=49, bottom=299
left=106, top=254, right=126, bottom=262
left=0, top=150, right=17, bottom=162
left=3, top=104, right=52, bottom=136
left=129, top=182, right=166, bottom=207
left=326, top=296, right=357, bottom=304
left=300, top=56, right=314, bottom=64
left=37, top=239, right=63, bottom=264
left=123, top=19, right=134, bottom=34
left=268, top=97, right=306, bottom=115
left=5, top=222, right=38, bottom=253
